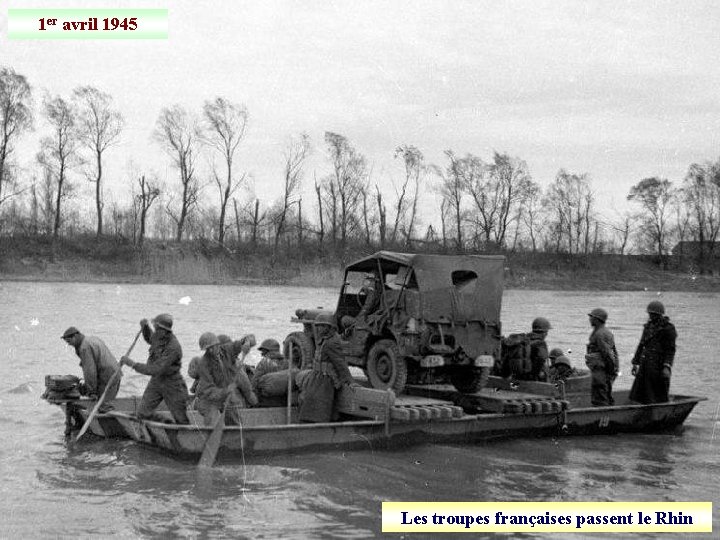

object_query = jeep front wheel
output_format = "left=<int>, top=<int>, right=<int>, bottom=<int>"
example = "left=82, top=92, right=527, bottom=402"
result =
left=450, top=366, right=489, bottom=394
left=283, top=331, right=314, bottom=369
left=366, top=339, right=407, bottom=394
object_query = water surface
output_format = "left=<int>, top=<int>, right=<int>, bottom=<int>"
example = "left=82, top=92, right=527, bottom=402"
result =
left=0, top=282, right=717, bottom=538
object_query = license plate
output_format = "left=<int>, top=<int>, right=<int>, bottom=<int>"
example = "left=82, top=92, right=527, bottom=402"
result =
left=420, top=355, right=445, bottom=368
left=474, top=355, right=495, bottom=368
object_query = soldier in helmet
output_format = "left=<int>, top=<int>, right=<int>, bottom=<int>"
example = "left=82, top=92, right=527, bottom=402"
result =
left=252, top=338, right=288, bottom=395
left=548, top=347, right=576, bottom=383
left=194, top=331, right=257, bottom=426
left=585, top=308, right=619, bottom=406
left=629, top=301, right=677, bottom=404
left=528, top=317, right=552, bottom=381
left=120, top=313, right=189, bottom=423
left=298, top=313, right=355, bottom=423
left=61, top=326, right=121, bottom=412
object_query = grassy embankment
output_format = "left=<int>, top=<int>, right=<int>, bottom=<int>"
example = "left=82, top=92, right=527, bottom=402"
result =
left=1, top=234, right=718, bottom=292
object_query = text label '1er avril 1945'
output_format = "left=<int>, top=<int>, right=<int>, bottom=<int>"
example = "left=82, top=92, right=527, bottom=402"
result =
left=38, top=17, right=138, bottom=32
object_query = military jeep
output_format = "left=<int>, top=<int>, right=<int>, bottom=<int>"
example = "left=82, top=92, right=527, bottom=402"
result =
left=283, top=251, right=504, bottom=394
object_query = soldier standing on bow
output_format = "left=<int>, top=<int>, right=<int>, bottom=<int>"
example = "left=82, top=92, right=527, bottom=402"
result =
left=630, top=301, right=677, bottom=404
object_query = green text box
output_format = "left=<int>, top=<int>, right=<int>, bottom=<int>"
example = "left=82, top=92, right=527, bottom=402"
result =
left=8, top=9, right=168, bottom=40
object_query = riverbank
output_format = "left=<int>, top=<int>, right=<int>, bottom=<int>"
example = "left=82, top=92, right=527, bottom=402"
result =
left=1, top=235, right=718, bottom=291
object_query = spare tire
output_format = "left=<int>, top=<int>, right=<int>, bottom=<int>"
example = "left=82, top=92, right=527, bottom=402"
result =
left=450, top=366, right=489, bottom=394
left=283, top=331, right=314, bottom=369
left=366, top=339, right=407, bottom=394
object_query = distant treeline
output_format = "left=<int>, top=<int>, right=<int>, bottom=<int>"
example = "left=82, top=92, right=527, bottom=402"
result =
left=1, top=234, right=718, bottom=292
left=1, top=65, right=719, bottom=276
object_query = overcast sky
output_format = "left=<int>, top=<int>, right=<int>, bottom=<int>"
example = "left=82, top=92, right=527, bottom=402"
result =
left=4, top=0, right=720, bottom=230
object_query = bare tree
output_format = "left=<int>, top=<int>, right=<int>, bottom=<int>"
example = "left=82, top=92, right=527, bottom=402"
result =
left=135, top=174, right=160, bottom=247
left=546, top=169, right=596, bottom=254
left=244, top=198, right=267, bottom=248
left=360, top=185, right=372, bottom=246
left=375, top=184, right=387, bottom=248
left=683, top=159, right=720, bottom=266
left=0, top=67, right=33, bottom=214
left=202, top=97, right=248, bottom=247
left=323, top=132, right=367, bottom=251
left=627, top=176, right=674, bottom=260
left=37, top=94, right=79, bottom=238
left=439, top=197, right=449, bottom=249
left=314, top=178, right=325, bottom=251
left=394, top=145, right=424, bottom=246
left=437, top=151, right=466, bottom=250
left=154, top=105, right=201, bottom=242
left=40, top=165, right=55, bottom=234
left=489, top=152, right=533, bottom=248
left=72, top=86, right=123, bottom=237
left=322, top=177, right=338, bottom=247
left=671, top=189, right=692, bottom=266
left=273, top=133, right=310, bottom=261
left=453, top=152, right=488, bottom=247
left=609, top=211, right=636, bottom=256
left=520, top=180, right=544, bottom=252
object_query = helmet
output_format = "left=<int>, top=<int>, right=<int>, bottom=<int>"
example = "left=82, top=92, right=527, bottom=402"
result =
left=646, top=301, right=665, bottom=315
left=199, top=331, right=220, bottom=350
left=549, top=347, right=564, bottom=359
left=258, top=338, right=280, bottom=353
left=531, top=317, right=552, bottom=332
left=554, top=355, right=571, bottom=367
left=61, top=326, right=80, bottom=339
left=588, top=308, right=608, bottom=323
left=152, top=313, right=173, bottom=331
left=315, top=313, right=337, bottom=328
left=217, top=334, right=231, bottom=344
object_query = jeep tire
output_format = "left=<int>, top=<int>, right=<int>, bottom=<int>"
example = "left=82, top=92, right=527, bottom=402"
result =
left=450, top=366, right=489, bottom=394
left=366, top=339, right=407, bottom=394
left=283, top=331, right=314, bottom=369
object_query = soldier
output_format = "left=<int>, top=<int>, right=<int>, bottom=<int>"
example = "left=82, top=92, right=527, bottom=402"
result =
left=187, top=356, right=201, bottom=397
left=298, top=313, right=355, bottom=423
left=61, top=326, right=121, bottom=412
left=252, top=338, right=287, bottom=394
left=585, top=308, right=619, bottom=406
left=194, top=332, right=257, bottom=426
left=120, top=314, right=189, bottom=424
left=629, top=301, right=677, bottom=404
left=548, top=347, right=576, bottom=383
left=528, top=317, right=551, bottom=381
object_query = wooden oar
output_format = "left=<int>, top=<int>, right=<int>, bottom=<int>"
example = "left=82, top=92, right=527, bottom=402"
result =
left=198, top=350, right=248, bottom=468
left=198, top=389, right=233, bottom=468
left=75, top=329, right=142, bottom=442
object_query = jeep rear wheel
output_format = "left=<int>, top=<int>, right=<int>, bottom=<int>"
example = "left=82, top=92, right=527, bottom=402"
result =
left=450, top=366, right=489, bottom=394
left=366, top=339, right=407, bottom=394
left=283, top=332, right=314, bottom=369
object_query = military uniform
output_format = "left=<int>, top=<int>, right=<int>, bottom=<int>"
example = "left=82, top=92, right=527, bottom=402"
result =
left=196, top=339, right=257, bottom=426
left=298, top=333, right=353, bottom=423
left=131, top=322, right=189, bottom=424
left=528, top=332, right=549, bottom=381
left=548, top=362, right=576, bottom=383
left=585, top=326, right=619, bottom=406
left=75, top=335, right=121, bottom=399
left=252, top=352, right=287, bottom=395
left=630, top=316, right=676, bottom=403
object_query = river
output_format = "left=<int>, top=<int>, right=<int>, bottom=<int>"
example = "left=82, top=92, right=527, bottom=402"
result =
left=0, top=282, right=717, bottom=538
